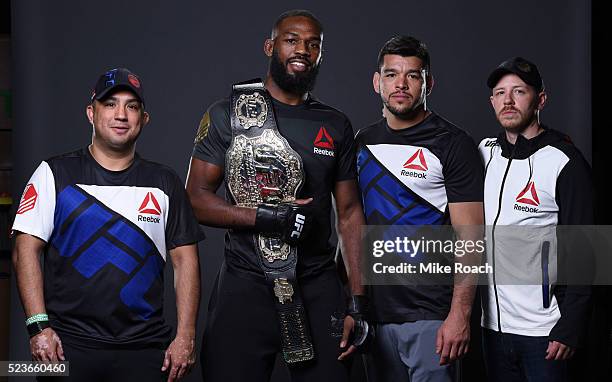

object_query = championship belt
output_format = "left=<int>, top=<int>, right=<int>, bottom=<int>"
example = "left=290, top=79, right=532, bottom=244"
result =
left=225, top=79, right=315, bottom=364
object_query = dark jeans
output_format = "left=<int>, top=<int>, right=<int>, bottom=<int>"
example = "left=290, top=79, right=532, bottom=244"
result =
left=482, top=328, right=567, bottom=382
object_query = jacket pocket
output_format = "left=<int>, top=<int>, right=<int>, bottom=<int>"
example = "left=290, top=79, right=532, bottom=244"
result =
left=541, top=241, right=550, bottom=309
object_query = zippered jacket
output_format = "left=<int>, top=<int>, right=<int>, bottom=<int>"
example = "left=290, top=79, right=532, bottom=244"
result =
left=478, top=127, right=592, bottom=348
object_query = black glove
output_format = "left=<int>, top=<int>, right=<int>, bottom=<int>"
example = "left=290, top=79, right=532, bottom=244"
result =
left=255, top=203, right=311, bottom=245
left=346, top=295, right=373, bottom=349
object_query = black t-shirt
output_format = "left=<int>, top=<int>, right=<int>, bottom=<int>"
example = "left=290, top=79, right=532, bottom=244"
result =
left=12, top=148, right=205, bottom=347
left=192, top=95, right=356, bottom=279
left=355, top=113, right=483, bottom=322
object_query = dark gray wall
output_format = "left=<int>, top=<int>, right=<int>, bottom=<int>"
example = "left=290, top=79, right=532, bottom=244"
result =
left=9, top=1, right=591, bottom=381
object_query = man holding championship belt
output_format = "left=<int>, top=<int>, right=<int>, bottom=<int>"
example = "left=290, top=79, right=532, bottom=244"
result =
left=186, top=9, right=368, bottom=381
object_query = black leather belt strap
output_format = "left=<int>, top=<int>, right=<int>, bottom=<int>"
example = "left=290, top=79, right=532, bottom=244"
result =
left=265, top=268, right=315, bottom=364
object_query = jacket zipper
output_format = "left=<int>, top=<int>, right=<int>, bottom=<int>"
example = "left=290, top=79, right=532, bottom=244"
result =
left=490, top=149, right=514, bottom=334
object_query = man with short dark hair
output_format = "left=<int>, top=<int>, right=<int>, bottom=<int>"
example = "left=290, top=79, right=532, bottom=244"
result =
left=356, top=35, right=484, bottom=382
left=12, top=68, right=204, bottom=381
left=187, top=9, right=366, bottom=382
left=479, top=57, right=592, bottom=382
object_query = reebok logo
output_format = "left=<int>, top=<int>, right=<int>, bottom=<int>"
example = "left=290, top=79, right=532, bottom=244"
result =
left=138, top=192, right=161, bottom=223
left=314, top=126, right=334, bottom=149
left=17, top=184, right=37, bottom=214
left=313, top=126, right=335, bottom=157
left=514, top=181, right=540, bottom=213
left=400, top=149, right=428, bottom=179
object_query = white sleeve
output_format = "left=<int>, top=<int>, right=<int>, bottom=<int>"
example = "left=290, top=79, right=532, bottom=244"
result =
left=11, top=161, right=56, bottom=242
left=478, top=138, right=496, bottom=165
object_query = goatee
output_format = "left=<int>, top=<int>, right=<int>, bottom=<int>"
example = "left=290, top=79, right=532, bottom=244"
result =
left=382, top=97, right=423, bottom=120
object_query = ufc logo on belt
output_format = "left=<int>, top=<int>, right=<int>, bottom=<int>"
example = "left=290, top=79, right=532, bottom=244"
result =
left=291, top=214, right=306, bottom=239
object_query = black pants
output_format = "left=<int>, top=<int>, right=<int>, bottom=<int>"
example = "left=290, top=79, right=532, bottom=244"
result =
left=39, top=340, right=167, bottom=382
left=201, top=266, right=351, bottom=381
left=482, top=328, right=567, bottom=382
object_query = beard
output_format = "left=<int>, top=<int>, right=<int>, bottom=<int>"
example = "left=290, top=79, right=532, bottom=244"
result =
left=269, top=49, right=320, bottom=95
left=381, top=80, right=427, bottom=119
left=497, top=104, right=538, bottom=134
left=382, top=94, right=425, bottom=119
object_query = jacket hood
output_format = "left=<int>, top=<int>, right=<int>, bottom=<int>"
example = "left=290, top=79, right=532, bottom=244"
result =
left=497, top=126, right=572, bottom=160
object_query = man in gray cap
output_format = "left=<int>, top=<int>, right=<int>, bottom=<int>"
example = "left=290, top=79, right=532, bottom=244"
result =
left=12, top=68, right=204, bottom=381
left=478, top=57, right=592, bottom=381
